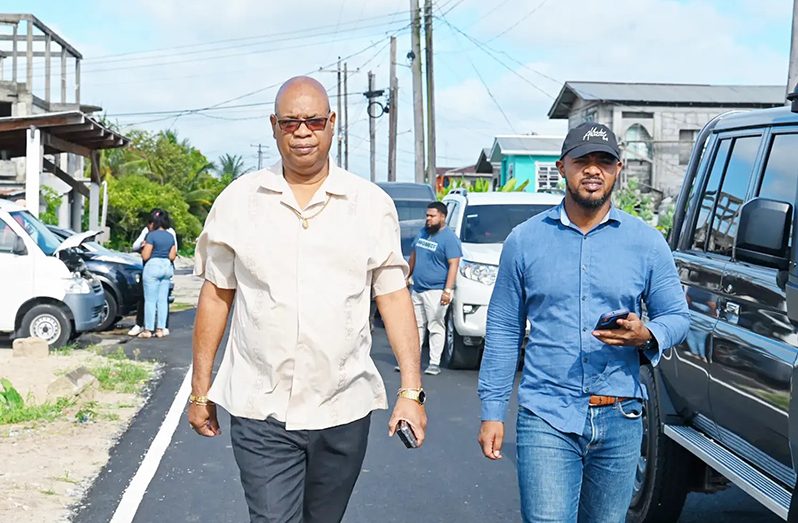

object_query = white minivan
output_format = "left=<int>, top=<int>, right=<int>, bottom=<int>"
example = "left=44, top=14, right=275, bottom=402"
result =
left=0, top=199, right=105, bottom=347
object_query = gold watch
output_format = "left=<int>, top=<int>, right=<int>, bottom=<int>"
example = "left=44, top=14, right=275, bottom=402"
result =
left=397, top=388, right=426, bottom=405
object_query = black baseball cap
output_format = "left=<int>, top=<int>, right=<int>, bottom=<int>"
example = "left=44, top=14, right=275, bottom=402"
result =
left=560, top=122, right=621, bottom=160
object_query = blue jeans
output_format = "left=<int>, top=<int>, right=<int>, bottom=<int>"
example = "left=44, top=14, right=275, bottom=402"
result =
left=516, top=400, right=643, bottom=523
left=143, top=258, right=173, bottom=331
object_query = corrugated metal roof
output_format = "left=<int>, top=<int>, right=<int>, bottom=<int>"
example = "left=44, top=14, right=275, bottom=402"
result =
left=489, top=135, right=563, bottom=162
left=548, top=81, right=786, bottom=118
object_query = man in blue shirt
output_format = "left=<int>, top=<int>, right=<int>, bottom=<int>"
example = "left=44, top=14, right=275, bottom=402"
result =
left=478, top=123, right=689, bottom=522
left=406, top=202, right=462, bottom=376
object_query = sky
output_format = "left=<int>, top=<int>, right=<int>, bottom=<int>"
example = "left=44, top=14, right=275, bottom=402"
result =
left=1, top=0, right=794, bottom=182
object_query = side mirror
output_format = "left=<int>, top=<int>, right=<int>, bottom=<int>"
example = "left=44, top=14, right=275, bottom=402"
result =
left=12, top=236, right=27, bottom=256
left=734, top=198, right=792, bottom=270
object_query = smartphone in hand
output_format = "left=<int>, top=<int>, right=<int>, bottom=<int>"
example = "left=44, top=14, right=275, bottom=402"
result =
left=595, top=308, right=630, bottom=330
left=397, top=420, right=419, bottom=449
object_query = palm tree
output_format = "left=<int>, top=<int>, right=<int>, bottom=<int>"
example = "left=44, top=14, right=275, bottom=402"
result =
left=215, top=154, right=250, bottom=182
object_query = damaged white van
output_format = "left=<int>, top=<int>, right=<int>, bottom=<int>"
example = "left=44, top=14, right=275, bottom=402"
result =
left=0, top=199, right=104, bottom=347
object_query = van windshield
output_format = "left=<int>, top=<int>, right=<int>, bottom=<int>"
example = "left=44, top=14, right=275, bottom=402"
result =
left=9, top=210, right=61, bottom=255
left=461, top=204, right=554, bottom=244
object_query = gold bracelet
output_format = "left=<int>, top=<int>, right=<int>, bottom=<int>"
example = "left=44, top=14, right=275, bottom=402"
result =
left=188, top=394, right=214, bottom=406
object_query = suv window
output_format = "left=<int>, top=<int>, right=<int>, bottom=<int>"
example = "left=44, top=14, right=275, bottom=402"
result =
left=705, top=136, right=761, bottom=256
left=756, top=133, right=798, bottom=250
left=461, top=204, right=552, bottom=244
left=446, top=201, right=461, bottom=231
left=393, top=200, right=430, bottom=221
left=691, top=139, right=732, bottom=251
left=0, top=220, right=20, bottom=254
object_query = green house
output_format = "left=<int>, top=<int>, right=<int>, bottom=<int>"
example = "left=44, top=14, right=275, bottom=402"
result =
left=489, top=135, right=564, bottom=192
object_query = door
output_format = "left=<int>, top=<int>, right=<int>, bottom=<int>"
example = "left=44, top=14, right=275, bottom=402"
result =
left=0, top=218, right=33, bottom=332
left=710, top=131, right=798, bottom=483
left=661, top=136, right=735, bottom=423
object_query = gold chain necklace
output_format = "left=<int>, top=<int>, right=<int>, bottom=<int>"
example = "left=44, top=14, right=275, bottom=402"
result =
left=286, top=196, right=331, bottom=229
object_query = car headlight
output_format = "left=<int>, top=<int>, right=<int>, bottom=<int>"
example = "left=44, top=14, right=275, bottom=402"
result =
left=459, top=260, right=498, bottom=286
left=64, top=275, right=92, bottom=294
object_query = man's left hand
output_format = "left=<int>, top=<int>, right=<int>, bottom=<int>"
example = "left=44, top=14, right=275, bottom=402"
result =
left=440, top=291, right=452, bottom=306
left=593, top=312, right=652, bottom=347
left=388, top=397, right=427, bottom=447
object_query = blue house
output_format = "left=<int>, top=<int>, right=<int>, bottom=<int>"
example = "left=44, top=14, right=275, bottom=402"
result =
left=489, top=135, right=564, bottom=192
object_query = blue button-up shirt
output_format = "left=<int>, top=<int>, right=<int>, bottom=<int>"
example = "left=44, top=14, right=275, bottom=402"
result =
left=478, top=204, right=689, bottom=435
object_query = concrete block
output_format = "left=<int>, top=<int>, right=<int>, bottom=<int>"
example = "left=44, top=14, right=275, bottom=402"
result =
left=12, top=337, right=49, bottom=358
left=47, top=366, right=99, bottom=400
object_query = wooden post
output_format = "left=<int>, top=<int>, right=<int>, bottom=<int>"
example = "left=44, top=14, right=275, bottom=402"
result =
left=368, top=71, right=376, bottom=182
left=424, top=0, right=436, bottom=186
left=337, top=57, right=342, bottom=167
left=410, top=0, right=426, bottom=184
left=388, top=36, right=398, bottom=182
left=344, top=61, right=349, bottom=171
left=788, top=0, right=798, bottom=97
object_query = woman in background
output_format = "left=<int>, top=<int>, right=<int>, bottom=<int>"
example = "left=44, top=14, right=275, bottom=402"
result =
left=139, top=211, right=176, bottom=338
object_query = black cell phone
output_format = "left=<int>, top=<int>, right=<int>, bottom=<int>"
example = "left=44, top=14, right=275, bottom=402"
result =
left=595, top=308, right=630, bottom=330
left=397, top=420, right=419, bottom=449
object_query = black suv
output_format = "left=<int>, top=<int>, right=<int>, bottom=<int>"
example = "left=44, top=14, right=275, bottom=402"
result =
left=47, top=226, right=143, bottom=331
left=630, top=90, right=798, bottom=521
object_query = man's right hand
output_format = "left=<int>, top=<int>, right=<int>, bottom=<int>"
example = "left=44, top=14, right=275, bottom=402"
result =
left=478, top=421, right=504, bottom=460
left=188, top=402, right=221, bottom=437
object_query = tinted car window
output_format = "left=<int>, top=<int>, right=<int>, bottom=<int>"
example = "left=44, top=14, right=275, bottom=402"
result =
left=377, top=183, right=435, bottom=200
left=394, top=201, right=431, bottom=221
left=461, top=204, right=552, bottom=244
left=691, top=138, right=731, bottom=251
left=0, top=220, right=20, bottom=253
left=756, top=133, right=798, bottom=250
left=9, top=210, right=61, bottom=255
left=706, top=136, right=761, bottom=256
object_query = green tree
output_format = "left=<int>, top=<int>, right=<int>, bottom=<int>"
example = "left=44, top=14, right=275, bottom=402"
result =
left=215, top=153, right=250, bottom=182
left=104, top=174, right=202, bottom=250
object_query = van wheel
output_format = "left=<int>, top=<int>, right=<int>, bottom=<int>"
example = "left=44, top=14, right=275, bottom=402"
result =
left=442, top=310, right=481, bottom=370
left=95, top=289, right=119, bottom=332
left=627, top=365, right=693, bottom=523
left=19, top=304, right=73, bottom=348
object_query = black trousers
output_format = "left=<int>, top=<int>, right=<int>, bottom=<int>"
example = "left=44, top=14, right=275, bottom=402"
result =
left=230, top=413, right=371, bottom=523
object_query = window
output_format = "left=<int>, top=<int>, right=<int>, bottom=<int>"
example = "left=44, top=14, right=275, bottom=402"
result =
left=679, top=129, right=698, bottom=165
left=706, top=136, right=762, bottom=256
left=0, top=220, right=20, bottom=254
left=583, top=109, right=597, bottom=123
left=624, top=124, right=653, bottom=161
left=446, top=201, right=461, bottom=231
left=461, top=204, right=553, bottom=244
left=756, top=133, right=798, bottom=250
left=8, top=210, right=61, bottom=256
left=536, top=163, right=560, bottom=191
left=393, top=201, right=430, bottom=221
left=690, top=139, right=731, bottom=251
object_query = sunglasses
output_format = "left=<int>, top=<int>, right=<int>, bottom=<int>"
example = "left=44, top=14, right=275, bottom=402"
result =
left=275, top=115, right=330, bottom=134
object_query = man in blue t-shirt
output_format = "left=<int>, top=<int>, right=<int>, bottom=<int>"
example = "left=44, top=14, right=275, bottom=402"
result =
left=406, top=201, right=462, bottom=375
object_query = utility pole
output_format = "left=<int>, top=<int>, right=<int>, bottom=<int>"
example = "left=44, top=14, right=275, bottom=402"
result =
left=410, top=0, right=426, bottom=184
left=788, top=0, right=798, bottom=98
left=344, top=61, right=350, bottom=170
left=336, top=57, right=343, bottom=167
left=424, top=0, right=436, bottom=187
left=388, top=36, right=399, bottom=182
left=364, top=71, right=383, bottom=182
left=252, top=144, right=264, bottom=170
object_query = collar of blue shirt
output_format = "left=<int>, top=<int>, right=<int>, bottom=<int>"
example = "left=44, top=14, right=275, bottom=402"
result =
left=546, top=203, right=624, bottom=229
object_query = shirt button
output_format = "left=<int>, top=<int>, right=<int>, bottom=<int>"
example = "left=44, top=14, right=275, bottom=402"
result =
left=582, top=265, right=587, bottom=271
left=581, top=296, right=586, bottom=301
left=582, top=327, right=587, bottom=332
left=584, top=386, right=590, bottom=393
left=583, top=357, right=588, bottom=363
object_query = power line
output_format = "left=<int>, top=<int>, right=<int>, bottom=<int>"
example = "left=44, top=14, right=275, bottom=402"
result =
left=468, top=58, right=518, bottom=133
left=486, top=0, right=550, bottom=43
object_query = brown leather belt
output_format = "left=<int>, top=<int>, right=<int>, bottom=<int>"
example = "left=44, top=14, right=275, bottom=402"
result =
left=588, top=395, right=628, bottom=407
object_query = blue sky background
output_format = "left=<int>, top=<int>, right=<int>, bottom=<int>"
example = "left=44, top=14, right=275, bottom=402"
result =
left=1, top=0, right=793, bottom=180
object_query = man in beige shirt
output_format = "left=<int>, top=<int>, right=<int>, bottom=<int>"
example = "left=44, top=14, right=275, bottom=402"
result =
left=187, top=76, right=426, bottom=523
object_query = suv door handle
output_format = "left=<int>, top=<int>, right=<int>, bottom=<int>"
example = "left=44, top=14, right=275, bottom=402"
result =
left=723, top=301, right=740, bottom=323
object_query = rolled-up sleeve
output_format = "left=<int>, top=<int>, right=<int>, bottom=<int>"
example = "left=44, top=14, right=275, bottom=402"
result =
left=644, top=236, right=690, bottom=365
left=194, top=200, right=237, bottom=290
left=478, top=229, right=526, bottom=422
left=370, top=194, right=409, bottom=297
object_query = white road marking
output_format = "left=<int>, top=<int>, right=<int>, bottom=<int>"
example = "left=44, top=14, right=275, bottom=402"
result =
left=110, top=366, right=193, bottom=523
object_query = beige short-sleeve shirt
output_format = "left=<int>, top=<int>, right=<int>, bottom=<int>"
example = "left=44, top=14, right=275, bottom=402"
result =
left=194, top=161, right=408, bottom=430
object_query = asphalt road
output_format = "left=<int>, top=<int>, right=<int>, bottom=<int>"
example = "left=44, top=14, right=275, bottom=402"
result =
left=70, top=310, right=780, bottom=523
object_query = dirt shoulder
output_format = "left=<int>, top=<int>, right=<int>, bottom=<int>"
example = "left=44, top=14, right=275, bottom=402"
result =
left=0, top=346, right=158, bottom=522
